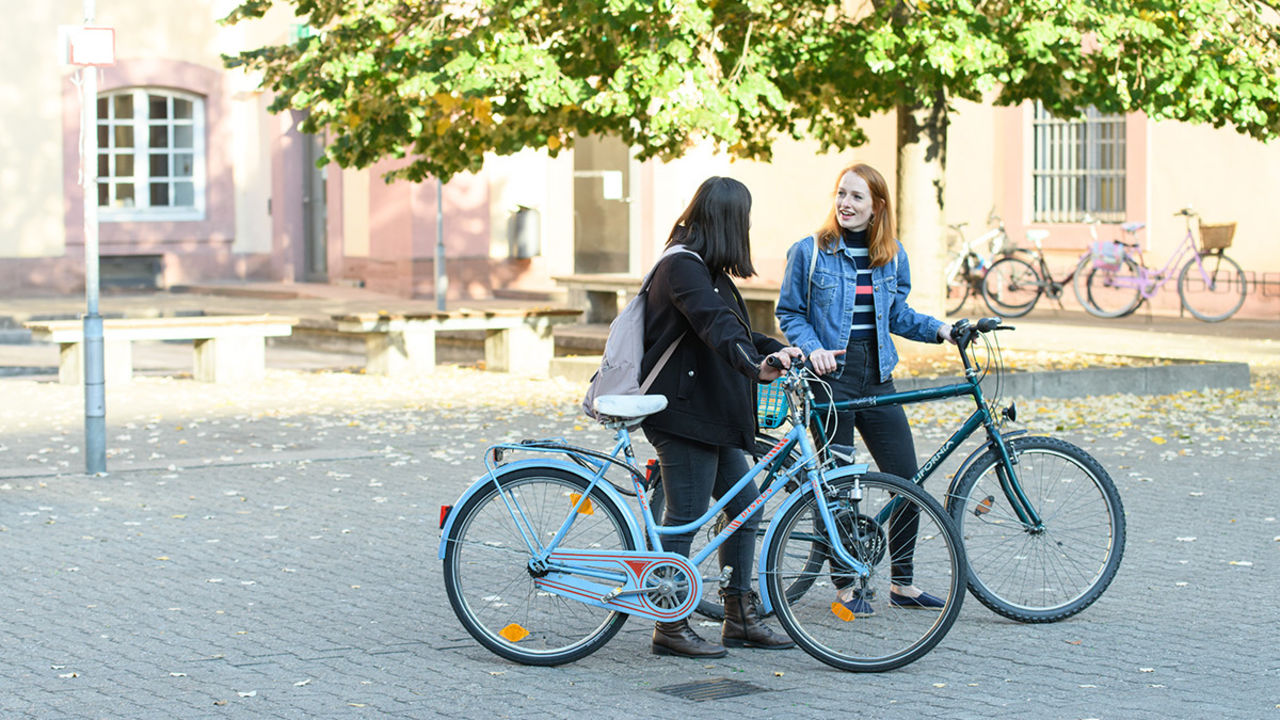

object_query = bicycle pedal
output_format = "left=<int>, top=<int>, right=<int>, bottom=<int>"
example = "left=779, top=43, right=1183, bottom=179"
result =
left=717, top=566, right=733, bottom=587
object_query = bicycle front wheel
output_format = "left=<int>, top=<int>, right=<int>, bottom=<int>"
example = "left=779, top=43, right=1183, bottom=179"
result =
left=442, top=466, right=636, bottom=665
left=1178, top=252, right=1246, bottom=322
left=1080, top=257, right=1142, bottom=318
left=948, top=436, right=1125, bottom=623
left=764, top=472, right=965, bottom=672
left=981, top=256, right=1042, bottom=318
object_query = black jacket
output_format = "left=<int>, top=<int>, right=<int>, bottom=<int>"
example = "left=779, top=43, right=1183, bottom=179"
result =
left=640, top=252, right=784, bottom=450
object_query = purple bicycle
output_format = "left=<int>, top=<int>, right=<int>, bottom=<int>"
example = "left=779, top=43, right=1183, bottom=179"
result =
left=1076, top=208, right=1247, bottom=322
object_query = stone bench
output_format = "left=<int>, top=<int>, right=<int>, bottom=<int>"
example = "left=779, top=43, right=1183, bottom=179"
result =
left=552, top=273, right=781, bottom=335
left=24, top=315, right=297, bottom=385
left=324, top=307, right=583, bottom=377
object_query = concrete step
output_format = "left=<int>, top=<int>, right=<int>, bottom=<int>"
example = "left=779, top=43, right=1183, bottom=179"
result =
left=549, top=355, right=601, bottom=383
left=553, top=323, right=609, bottom=355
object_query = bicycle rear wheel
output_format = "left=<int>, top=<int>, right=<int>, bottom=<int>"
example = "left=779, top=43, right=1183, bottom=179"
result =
left=1080, top=257, right=1142, bottom=318
left=947, top=436, right=1125, bottom=623
left=981, top=256, right=1042, bottom=318
left=764, top=472, right=965, bottom=672
left=441, top=467, right=636, bottom=665
left=945, top=253, right=976, bottom=316
left=1178, top=252, right=1246, bottom=322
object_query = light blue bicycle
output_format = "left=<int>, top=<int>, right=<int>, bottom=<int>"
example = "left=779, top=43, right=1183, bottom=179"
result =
left=438, top=360, right=967, bottom=672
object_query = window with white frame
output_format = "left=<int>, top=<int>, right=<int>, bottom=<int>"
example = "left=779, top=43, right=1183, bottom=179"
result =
left=97, top=89, right=206, bottom=221
left=1032, top=102, right=1126, bottom=223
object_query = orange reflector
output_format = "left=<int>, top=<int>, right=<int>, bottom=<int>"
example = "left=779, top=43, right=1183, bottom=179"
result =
left=569, top=492, right=594, bottom=515
left=830, top=601, right=856, bottom=622
left=499, top=623, right=529, bottom=642
left=439, top=505, right=453, bottom=529
left=975, top=496, right=994, bottom=517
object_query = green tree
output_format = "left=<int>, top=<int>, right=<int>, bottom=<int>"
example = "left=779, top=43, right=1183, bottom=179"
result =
left=225, top=0, right=1280, bottom=308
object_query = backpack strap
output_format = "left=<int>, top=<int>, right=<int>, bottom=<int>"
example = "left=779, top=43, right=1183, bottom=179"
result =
left=635, top=244, right=700, bottom=393
left=639, top=331, right=684, bottom=393
left=806, top=235, right=820, bottom=305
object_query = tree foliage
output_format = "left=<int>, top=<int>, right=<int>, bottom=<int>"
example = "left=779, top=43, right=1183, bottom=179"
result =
left=224, top=0, right=1280, bottom=183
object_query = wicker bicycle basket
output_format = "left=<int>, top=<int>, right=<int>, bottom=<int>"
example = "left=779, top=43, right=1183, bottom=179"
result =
left=1198, top=222, right=1236, bottom=251
left=757, top=378, right=789, bottom=429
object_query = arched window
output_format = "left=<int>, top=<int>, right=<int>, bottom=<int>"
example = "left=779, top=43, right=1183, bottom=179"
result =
left=97, top=88, right=206, bottom=221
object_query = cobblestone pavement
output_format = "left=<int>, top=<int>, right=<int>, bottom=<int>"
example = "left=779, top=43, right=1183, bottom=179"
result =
left=1, top=367, right=1278, bottom=719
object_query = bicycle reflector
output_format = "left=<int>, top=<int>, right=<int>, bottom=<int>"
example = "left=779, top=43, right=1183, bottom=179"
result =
left=974, top=496, right=994, bottom=517
left=439, top=505, right=453, bottom=529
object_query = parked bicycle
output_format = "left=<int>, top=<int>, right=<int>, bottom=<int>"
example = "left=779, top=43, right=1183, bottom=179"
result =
left=980, top=228, right=1096, bottom=318
left=1076, top=208, right=1247, bottom=322
left=439, top=360, right=967, bottom=672
left=944, top=210, right=1021, bottom=316
left=660, top=318, right=1125, bottom=624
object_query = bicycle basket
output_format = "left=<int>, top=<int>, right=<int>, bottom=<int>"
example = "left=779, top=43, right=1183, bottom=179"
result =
left=1090, top=241, right=1124, bottom=271
left=757, top=378, right=789, bottom=429
left=1198, top=222, right=1235, bottom=251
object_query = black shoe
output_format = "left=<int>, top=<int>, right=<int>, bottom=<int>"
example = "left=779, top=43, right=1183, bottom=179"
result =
left=721, top=591, right=795, bottom=650
left=652, top=619, right=728, bottom=658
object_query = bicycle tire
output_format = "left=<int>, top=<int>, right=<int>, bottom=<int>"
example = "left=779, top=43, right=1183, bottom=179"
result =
left=947, top=436, right=1125, bottom=623
left=945, top=253, right=975, bottom=316
left=1080, top=256, right=1143, bottom=318
left=1177, top=252, right=1246, bottom=322
left=649, top=434, right=808, bottom=621
left=441, top=466, right=635, bottom=665
left=764, top=471, right=965, bottom=672
left=981, top=256, right=1042, bottom=318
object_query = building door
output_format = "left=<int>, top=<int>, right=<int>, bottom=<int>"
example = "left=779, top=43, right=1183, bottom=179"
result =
left=302, top=133, right=328, bottom=281
left=573, top=135, right=632, bottom=273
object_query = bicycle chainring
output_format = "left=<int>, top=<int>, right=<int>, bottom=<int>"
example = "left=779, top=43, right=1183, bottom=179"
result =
left=643, top=562, right=694, bottom=611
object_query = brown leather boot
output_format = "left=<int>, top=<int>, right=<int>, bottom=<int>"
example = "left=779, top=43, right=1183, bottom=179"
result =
left=721, top=591, right=795, bottom=649
left=652, top=619, right=728, bottom=658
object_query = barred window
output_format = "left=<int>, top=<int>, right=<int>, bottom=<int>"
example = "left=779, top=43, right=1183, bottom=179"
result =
left=1032, top=103, right=1126, bottom=223
left=96, top=89, right=205, bottom=221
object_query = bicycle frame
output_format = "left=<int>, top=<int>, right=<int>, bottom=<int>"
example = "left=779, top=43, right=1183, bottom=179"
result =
left=439, top=406, right=874, bottom=621
left=1106, top=217, right=1220, bottom=301
left=800, top=334, right=1044, bottom=530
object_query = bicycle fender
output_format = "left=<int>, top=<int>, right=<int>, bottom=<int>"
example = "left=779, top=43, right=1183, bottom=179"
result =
left=945, top=430, right=1029, bottom=499
left=436, top=458, right=646, bottom=560
left=755, top=463, right=871, bottom=615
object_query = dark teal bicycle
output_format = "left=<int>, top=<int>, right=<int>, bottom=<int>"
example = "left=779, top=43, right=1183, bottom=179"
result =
left=662, top=317, right=1125, bottom=624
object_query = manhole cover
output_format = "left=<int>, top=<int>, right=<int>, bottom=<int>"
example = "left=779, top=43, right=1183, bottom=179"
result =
left=655, top=677, right=767, bottom=702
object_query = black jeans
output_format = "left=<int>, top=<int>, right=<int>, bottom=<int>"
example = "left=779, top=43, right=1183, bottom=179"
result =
left=646, top=427, right=760, bottom=595
left=811, top=337, right=920, bottom=586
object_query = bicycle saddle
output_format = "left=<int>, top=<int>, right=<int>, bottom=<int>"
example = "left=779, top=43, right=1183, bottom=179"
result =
left=1121, top=221, right=1145, bottom=233
left=593, top=394, right=668, bottom=420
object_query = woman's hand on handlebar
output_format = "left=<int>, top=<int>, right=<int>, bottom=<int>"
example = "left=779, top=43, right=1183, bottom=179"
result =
left=759, top=347, right=805, bottom=381
left=808, top=348, right=846, bottom=376
left=938, top=323, right=958, bottom=346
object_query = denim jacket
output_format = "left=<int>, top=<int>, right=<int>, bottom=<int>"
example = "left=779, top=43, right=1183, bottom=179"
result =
left=776, top=234, right=943, bottom=383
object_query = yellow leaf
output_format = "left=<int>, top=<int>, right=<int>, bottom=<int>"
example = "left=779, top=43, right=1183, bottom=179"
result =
left=547, top=135, right=561, bottom=150
left=1150, top=436, right=1166, bottom=444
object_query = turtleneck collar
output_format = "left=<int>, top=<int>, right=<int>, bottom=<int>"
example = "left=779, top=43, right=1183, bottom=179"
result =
left=840, top=227, right=870, bottom=247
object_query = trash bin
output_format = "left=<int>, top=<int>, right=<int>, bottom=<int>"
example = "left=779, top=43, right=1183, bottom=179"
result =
left=509, top=206, right=541, bottom=259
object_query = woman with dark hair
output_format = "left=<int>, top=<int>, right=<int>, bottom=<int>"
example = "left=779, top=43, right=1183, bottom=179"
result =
left=775, top=163, right=955, bottom=616
left=642, top=176, right=802, bottom=658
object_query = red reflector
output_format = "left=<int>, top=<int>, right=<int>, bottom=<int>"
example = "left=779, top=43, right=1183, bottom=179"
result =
left=439, top=505, right=453, bottom=529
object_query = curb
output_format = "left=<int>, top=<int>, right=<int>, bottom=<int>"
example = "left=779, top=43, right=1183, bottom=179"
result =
left=894, top=361, right=1251, bottom=398
left=551, top=356, right=1253, bottom=397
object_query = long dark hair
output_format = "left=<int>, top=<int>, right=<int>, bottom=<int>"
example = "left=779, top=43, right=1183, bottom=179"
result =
left=815, top=163, right=896, bottom=268
left=665, top=176, right=756, bottom=278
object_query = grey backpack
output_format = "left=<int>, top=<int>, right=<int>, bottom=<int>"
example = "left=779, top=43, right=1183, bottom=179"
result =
left=581, top=245, right=700, bottom=420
